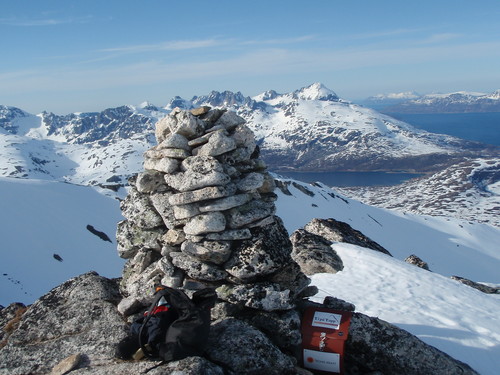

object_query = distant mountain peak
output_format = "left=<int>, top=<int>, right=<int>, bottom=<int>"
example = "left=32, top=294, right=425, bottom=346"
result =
left=191, top=90, right=255, bottom=108
left=294, top=82, right=339, bottom=101
left=253, top=89, right=280, bottom=102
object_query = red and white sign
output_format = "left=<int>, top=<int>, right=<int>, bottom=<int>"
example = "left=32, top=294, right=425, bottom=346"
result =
left=303, top=349, right=340, bottom=372
left=312, top=311, right=343, bottom=330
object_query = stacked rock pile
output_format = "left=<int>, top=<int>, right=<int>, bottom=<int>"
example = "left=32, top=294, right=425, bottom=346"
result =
left=117, top=107, right=315, bottom=313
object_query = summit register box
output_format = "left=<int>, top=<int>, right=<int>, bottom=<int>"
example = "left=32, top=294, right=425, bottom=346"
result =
left=301, top=307, right=352, bottom=374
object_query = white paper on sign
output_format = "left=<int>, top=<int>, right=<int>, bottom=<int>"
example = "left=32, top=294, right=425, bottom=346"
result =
left=312, top=311, right=342, bottom=330
left=303, top=348, right=340, bottom=372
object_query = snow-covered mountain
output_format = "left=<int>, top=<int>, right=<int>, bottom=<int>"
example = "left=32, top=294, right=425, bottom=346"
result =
left=171, top=83, right=494, bottom=172
left=338, top=158, right=500, bottom=227
left=1, top=175, right=499, bottom=374
left=1, top=84, right=496, bottom=188
left=0, top=104, right=167, bottom=186
left=360, top=91, right=421, bottom=109
left=379, top=90, right=500, bottom=113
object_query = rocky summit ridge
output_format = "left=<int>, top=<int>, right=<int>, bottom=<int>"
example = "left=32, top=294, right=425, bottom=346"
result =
left=0, top=108, right=479, bottom=375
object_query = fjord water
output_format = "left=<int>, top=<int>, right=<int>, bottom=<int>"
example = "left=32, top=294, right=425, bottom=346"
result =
left=386, top=112, right=500, bottom=147
left=278, top=112, right=498, bottom=187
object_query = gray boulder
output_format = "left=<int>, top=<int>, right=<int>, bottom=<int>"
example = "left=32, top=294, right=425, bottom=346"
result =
left=345, top=312, right=478, bottom=375
left=290, top=229, right=344, bottom=275
left=135, top=170, right=168, bottom=193
left=0, top=272, right=127, bottom=375
left=205, top=318, right=296, bottom=375
left=194, top=130, right=237, bottom=157
left=224, top=217, right=293, bottom=281
left=216, top=282, right=294, bottom=311
left=304, top=218, right=392, bottom=256
left=120, top=188, right=164, bottom=229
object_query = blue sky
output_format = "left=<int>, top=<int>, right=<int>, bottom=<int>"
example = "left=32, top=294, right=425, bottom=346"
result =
left=1, top=0, right=499, bottom=114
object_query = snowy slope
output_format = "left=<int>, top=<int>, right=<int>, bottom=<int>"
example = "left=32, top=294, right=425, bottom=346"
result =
left=311, top=246, right=499, bottom=375
left=0, top=177, right=125, bottom=305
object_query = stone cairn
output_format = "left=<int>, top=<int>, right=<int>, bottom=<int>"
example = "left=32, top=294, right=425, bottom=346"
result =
left=116, top=107, right=315, bottom=315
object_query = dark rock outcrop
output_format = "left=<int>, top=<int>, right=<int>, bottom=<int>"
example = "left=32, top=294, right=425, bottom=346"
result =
left=451, top=275, right=500, bottom=294
left=290, top=229, right=344, bottom=275
left=304, top=218, right=392, bottom=256
left=346, top=312, right=477, bottom=375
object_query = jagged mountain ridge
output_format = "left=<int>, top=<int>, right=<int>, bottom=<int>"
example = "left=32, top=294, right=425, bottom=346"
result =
left=376, top=90, right=500, bottom=113
left=1, top=83, right=497, bottom=186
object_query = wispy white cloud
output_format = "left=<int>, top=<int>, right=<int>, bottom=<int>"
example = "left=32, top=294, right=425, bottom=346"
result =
left=345, top=28, right=431, bottom=41
left=416, top=33, right=462, bottom=44
left=98, top=35, right=316, bottom=55
left=240, top=35, right=316, bottom=46
left=0, top=15, right=92, bottom=26
left=99, top=39, right=226, bottom=54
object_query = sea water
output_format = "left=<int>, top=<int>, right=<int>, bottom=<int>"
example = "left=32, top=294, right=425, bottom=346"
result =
left=385, top=112, right=500, bottom=147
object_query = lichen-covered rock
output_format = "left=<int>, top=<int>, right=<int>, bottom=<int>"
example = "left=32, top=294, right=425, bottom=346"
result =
left=226, top=200, right=276, bottom=228
left=71, top=356, right=224, bottom=375
left=304, top=218, right=392, bottom=256
left=345, top=312, right=479, bottom=375
left=170, top=252, right=228, bottom=281
left=159, top=133, right=190, bottom=150
left=51, top=353, right=84, bottom=375
left=164, top=169, right=230, bottom=192
left=199, top=193, right=252, bottom=212
left=250, top=309, right=302, bottom=351
left=205, top=318, right=295, bottom=375
left=224, top=217, right=292, bottom=281
left=168, top=184, right=237, bottom=206
left=290, top=229, right=344, bottom=275
left=149, top=191, right=187, bottom=229
left=183, top=212, right=227, bottom=236
left=0, top=272, right=127, bottom=375
left=116, top=220, right=164, bottom=258
left=120, top=188, right=164, bottom=229
left=267, top=262, right=311, bottom=299
left=0, top=303, right=26, bottom=347
left=143, top=155, right=180, bottom=174
left=216, top=283, right=294, bottom=311
left=451, top=275, right=500, bottom=294
left=181, top=240, right=232, bottom=264
left=204, top=228, right=252, bottom=241
left=194, top=130, right=237, bottom=157
left=135, top=170, right=168, bottom=193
